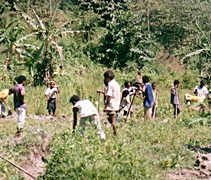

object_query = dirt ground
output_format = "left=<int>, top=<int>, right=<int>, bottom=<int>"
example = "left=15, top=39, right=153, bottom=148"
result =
left=12, top=114, right=211, bottom=180
left=156, top=50, right=186, bottom=75
left=167, top=145, right=211, bottom=180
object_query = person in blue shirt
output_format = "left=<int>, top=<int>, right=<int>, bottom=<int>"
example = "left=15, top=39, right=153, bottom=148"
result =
left=142, top=76, right=154, bottom=120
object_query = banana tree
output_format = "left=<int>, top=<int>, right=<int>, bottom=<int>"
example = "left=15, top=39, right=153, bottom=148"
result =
left=0, top=17, right=23, bottom=70
left=12, top=2, right=85, bottom=85
left=181, top=24, right=211, bottom=81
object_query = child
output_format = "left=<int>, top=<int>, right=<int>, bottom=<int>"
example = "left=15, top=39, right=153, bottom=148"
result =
left=45, top=81, right=60, bottom=116
left=120, top=90, right=130, bottom=118
left=70, top=95, right=106, bottom=140
left=135, top=71, right=142, bottom=85
left=13, top=75, right=26, bottom=137
left=170, top=80, right=180, bottom=118
left=122, top=81, right=135, bottom=118
left=0, top=88, right=14, bottom=117
left=151, top=82, right=158, bottom=118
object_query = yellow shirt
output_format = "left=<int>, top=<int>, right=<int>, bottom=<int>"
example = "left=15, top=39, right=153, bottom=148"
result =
left=0, top=89, right=9, bottom=101
left=186, top=96, right=203, bottom=103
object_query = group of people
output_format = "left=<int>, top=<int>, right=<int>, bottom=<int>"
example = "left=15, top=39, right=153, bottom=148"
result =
left=0, top=76, right=60, bottom=137
left=69, top=70, right=159, bottom=139
left=0, top=70, right=209, bottom=139
left=172, top=79, right=209, bottom=118
left=0, top=75, right=26, bottom=137
left=70, top=70, right=210, bottom=140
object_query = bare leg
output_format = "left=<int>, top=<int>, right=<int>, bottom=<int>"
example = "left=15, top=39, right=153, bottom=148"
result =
left=111, top=114, right=117, bottom=136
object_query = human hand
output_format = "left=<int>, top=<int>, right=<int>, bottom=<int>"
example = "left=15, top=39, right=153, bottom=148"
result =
left=96, top=90, right=103, bottom=94
left=103, top=107, right=107, bottom=112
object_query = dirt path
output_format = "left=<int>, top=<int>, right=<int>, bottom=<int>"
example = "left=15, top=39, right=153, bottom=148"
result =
left=167, top=145, right=211, bottom=179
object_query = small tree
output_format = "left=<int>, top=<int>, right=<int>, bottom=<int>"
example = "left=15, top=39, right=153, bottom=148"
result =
left=10, top=2, right=85, bottom=85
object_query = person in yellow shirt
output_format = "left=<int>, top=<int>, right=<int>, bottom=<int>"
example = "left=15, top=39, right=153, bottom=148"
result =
left=0, top=88, right=14, bottom=117
left=184, top=93, right=203, bottom=104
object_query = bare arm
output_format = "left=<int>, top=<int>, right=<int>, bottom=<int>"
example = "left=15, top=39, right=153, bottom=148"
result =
left=57, top=87, right=60, bottom=94
left=72, top=107, right=78, bottom=133
left=104, top=96, right=111, bottom=112
left=96, top=90, right=104, bottom=94
left=1, top=98, right=9, bottom=108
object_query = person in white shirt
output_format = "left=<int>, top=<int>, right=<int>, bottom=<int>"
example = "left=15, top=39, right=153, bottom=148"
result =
left=120, top=89, right=130, bottom=118
left=103, top=70, right=120, bottom=136
left=194, top=79, right=209, bottom=101
left=45, top=81, right=60, bottom=116
left=70, top=95, right=106, bottom=140
left=122, top=81, right=136, bottom=118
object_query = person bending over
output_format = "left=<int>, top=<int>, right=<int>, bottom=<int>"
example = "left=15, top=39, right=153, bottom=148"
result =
left=70, top=95, right=106, bottom=140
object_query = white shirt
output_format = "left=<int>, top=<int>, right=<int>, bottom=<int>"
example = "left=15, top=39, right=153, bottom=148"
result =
left=105, top=79, right=121, bottom=111
left=194, top=85, right=209, bottom=100
left=74, top=100, right=98, bottom=117
left=45, top=87, right=58, bottom=99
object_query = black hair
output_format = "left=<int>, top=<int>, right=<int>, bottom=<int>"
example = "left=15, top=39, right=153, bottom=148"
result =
left=173, top=80, right=180, bottom=86
left=152, top=82, right=156, bottom=87
left=138, top=71, right=141, bottom=75
left=122, top=89, right=129, bottom=96
left=17, top=75, right=26, bottom=84
left=9, top=88, right=14, bottom=94
left=70, top=95, right=80, bottom=104
left=200, top=79, right=206, bottom=86
left=124, top=81, right=130, bottom=88
left=103, top=70, right=114, bottom=80
left=142, top=76, right=149, bottom=84
left=104, top=79, right=108, bottom=86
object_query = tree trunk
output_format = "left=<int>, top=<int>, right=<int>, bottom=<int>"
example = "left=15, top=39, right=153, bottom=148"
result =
left=3, top=50, right=12, bottom=70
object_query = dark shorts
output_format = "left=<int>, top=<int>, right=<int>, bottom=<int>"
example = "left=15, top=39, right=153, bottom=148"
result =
left=107, top=110, right=117, bottom=115
left=47, top=98, right=56, bottom=110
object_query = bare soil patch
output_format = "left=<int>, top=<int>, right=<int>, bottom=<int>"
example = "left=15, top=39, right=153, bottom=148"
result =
left=156, top=50, right=186, bottom=75
left=167, top=145, right=211, bottom=180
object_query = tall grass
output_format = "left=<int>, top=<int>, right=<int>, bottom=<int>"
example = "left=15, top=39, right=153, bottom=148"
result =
left=0, top=62, right=210, bottom=179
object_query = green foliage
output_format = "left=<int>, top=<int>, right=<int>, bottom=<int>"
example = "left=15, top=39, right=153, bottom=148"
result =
left=180, top=69, right=199, bottom=89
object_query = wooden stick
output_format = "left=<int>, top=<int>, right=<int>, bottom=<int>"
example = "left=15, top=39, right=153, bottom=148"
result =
left=152, top=92, right=158, bottom=120
left=97, top=92, right=100, bottom=113
left=175, top=104, right=177, bottom=119
left=0, top=154, right=36, bottom=179
left=126, top=93, right=136, bottom=117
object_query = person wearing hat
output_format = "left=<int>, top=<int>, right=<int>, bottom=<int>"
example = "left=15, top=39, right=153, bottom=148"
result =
left=45, top=81, right=60, bottom=116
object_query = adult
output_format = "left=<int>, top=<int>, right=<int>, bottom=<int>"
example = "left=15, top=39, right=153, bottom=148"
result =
left=103, top=70, right=121, bottom=136
left=170, top=80, right=180, bottom=118
left=70, top=95, right=106, bottom=140
left=0, top=88, right=14, bottom=117
left=142, top=76, right=154, bottom=120
left=194, top=79, right=209, bottom=101
left=14, top=75, right=26, bottom=136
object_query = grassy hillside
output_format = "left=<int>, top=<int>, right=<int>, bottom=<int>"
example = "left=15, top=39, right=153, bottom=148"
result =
left=0, top=62, right=211, bottom=179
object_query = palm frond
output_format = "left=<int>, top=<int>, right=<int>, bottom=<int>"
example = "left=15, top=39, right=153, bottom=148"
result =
left=14, top=4, right=39, bottom=30
left=33, top=9, right=46, bottom=31
left=16, top=32, right=40, bottom=43
left=180, top=49, right=205, bottom=64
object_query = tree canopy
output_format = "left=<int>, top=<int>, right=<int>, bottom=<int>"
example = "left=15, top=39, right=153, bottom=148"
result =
left=0, top=0, right=211, bottom=84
